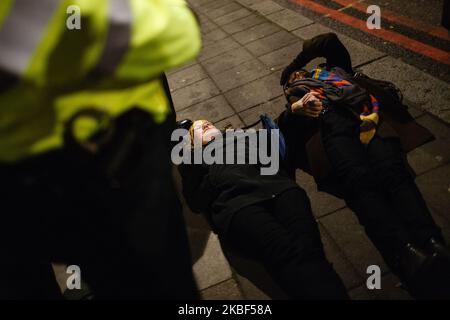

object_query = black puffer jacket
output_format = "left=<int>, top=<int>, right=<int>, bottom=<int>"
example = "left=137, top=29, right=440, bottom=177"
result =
left=178, top=133, right=300, bottom=234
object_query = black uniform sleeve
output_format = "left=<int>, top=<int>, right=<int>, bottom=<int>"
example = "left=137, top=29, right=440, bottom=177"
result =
left=277, top=109, right=319, bottom=173
left=280, top=33, right=353, bottom=85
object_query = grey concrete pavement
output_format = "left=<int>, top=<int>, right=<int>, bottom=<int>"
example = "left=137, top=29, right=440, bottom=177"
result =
left=168, top=0, right=450, bottom=300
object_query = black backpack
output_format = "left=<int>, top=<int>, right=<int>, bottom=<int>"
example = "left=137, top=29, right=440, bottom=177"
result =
left=351, top=71, right=412, bottom=123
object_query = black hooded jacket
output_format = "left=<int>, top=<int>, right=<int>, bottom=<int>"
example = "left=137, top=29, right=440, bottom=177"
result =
left=177, top=132, right=300, bottom=234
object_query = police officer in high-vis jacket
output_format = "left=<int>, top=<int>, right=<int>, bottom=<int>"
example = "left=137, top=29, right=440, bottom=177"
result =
left=0, top=0, right=201, bottom=299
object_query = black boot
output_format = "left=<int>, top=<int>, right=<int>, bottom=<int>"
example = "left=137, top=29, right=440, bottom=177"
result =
left=399, top=243, right=450, bottom=299
left=427, top=237, right=450, bottom=262
left=398, top=243, right=429, bottom=283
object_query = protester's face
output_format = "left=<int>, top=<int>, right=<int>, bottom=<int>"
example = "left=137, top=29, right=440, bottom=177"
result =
left=192, top=120, right=221, bottom=145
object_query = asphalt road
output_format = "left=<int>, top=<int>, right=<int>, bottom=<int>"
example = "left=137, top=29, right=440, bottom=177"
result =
left=274, top=0, right=450, bottom=82
left=370, top=0, right=444, bottom=27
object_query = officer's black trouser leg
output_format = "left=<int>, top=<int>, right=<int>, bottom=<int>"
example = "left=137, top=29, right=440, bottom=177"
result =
left=226, top=189, right=349, bottom=300
left=0, top=109, right=198, bottom=299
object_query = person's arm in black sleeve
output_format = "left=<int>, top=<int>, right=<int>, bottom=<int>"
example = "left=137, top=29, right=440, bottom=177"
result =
left=277, top=108, right=319, bottom=173
left=280, top=33, right=353, bottom=85
left=178, top=163, right=215, bottom=214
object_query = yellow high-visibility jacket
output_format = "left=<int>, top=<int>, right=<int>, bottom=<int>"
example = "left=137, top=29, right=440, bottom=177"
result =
left=0, top=0, right=201, bottom=162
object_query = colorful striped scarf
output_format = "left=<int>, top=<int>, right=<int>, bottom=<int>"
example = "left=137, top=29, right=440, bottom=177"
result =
left=311, top=68, right=380, bottom=144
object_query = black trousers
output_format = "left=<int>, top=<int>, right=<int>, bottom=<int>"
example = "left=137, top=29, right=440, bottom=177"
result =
left=225, top=188, right=349, bottom=299
left=0, top=107, right=198, bottom=299
left=320, top=108, right=442, bottom=270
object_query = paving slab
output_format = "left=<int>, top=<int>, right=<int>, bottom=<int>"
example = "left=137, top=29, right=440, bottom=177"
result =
left=245, top=30, right=299, bottom=57
left=360, top=57, right=450, bottom=123
left=221, top=14, right=266, bottom=34
left=197, top=0, right=230, bottom=12
left=266, top=9, right=313, bottom=31
left=319, top=225, right=363, bottom=290
left=429, top=207, right=450, bottom=243
left=200, top=279, right=244, bottom=300
left=199, top=21, right=219, bottom=35
left=213, top=8, right=253, bottom=26
left=440, top=109, right=450, bottom=124
left=238, top=95, right=286, bottom=125
left=210, top=59, right=272, bottom=92
left=196, top=13, right=219, bottom=34
left=408, top=145, right=448, bottom=177
left=234, top=274, right=272, bottom=300
left=168, top=64, right=208, bottom=92
left=203, top=2, right=243, bottom=20
left=215, top=114, right=245, bottom=130
left=202, top=28, right=228, bottom=44
left=407, top=114, right=450, bottom=175
left=296, top=171, right=346, bottom=218
left=417, top=114, right=450, bottom=143
left=192, top=233, right=233, bottom=290
left=403, top=99, right=426, bottom=119
left=225, top=73, right=283, bottom=112
left=172, top=78, right=220, bottom=111
left=201, top=47, right=254, bottom=75
left=232, top=21, right=282, bottom=45
left=175, top=95, right=235, bottom=123
left=293, top=24, right=386, bottom=68
left=234, top=0, right=261, bottom=7
left=198, top=37, right=241, bottom=62
left=197, top=13, right=213, bottom=25
left=259, top=41, right=304, bottom=71
left=319, top=208, right=389, bottom=277
left=249, top=0, right=284, bottom=16
left=52, top=263, right=68, bottom=294
left=167, top=58, right=198, bottom=75
left=416, top=164, right=450, bottom=222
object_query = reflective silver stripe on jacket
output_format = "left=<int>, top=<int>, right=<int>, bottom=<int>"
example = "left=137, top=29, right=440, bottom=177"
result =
left=94, top=0, right=132, bottom=76
left=0, top=0, right=59, bottom=78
